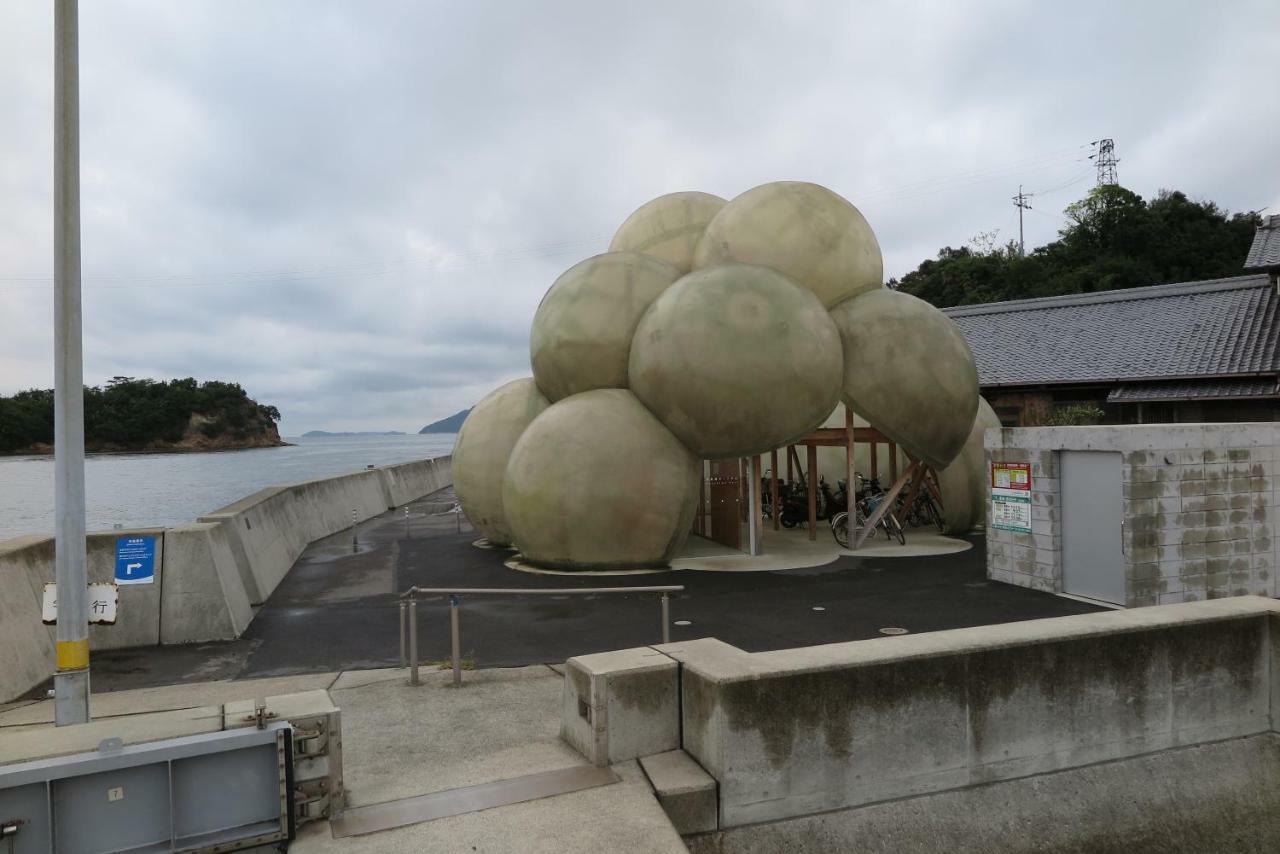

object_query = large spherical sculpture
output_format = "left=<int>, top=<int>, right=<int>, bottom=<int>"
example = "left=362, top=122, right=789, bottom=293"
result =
left=530, top=252, right=682, bottom=402
left=629, top=263, right=842, bottom=458
left=503, top=389, right=700, bottom=569
left=452, top=378, right=550, bottom=547
left=609, top=191, right=727, bottom=273
left=937, top=397, right=1002, bottom=533
left=830, top=288, right=979, bottom=471
left=692, top=181, right=883, bottom=308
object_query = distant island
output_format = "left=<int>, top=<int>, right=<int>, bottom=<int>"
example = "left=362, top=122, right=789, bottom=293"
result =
left=420, top=408, right=471, bottom=434
left=301, top=430, right=406, bottom=437
left=0, top=377, right=287, bottom=455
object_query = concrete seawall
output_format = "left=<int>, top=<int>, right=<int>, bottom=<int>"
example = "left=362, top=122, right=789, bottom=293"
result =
left=565, top=597, right=1280, bottom=848
left=0, top=455, right=452, bottom=703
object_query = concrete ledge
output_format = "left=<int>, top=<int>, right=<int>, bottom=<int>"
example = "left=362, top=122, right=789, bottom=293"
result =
left=640, top=750, right=718, bottom=835
left=687, top=733, right=1280, bottom=854
left=653, top=598, right=1280, bottom=828
left=562, top=647, right=679, bottom=767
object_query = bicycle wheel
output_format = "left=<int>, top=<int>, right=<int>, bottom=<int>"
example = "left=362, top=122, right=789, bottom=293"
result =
left=888, top=512, right=906, bottom=545
left=830, top=512, right=850, bottom=548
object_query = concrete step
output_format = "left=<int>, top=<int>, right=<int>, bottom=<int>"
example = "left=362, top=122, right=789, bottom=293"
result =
left=640, top=750, right=717, bottom=835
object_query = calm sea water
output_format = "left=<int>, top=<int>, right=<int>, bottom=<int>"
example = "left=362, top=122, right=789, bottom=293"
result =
left=0, top=434, right=456, bottom=539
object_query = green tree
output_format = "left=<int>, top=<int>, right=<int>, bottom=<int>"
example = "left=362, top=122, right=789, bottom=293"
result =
left=893, top=186, right=1261, bottom=307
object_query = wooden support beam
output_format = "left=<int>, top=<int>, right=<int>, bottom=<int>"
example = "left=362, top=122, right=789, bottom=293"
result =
left=749, top=455, right=763, bottom=555
left=806, top=443, right=818, bottom=541
left=785, top=445, right=794, bottom=484
left=770, top=449, right=780, bottom=531
left=697, top=464, right=706, bottom=535
left=854, top=460, right=918, bottom=549
left=889, top=443, right=898, bottom=481
left=896, top=462, right=927, bottom=534
left=795, top=426, right=893, bottom=447
left=788, top=445, right=805, bottom=487
left=870, top=440, right=878, bottom=481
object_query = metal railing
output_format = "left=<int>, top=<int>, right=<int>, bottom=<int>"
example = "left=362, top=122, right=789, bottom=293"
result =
left=397, top=585, right=684, bottom=686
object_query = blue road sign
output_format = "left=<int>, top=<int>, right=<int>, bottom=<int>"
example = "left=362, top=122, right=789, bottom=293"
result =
left=115, top=536, right=156, bottom=585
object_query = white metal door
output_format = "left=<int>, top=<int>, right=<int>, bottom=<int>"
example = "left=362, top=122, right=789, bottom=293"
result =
left=1060, top=450, right=1124, bottom=605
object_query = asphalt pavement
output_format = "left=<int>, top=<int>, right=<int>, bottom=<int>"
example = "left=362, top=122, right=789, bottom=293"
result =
left=87, top=491, right=1102, bottom=693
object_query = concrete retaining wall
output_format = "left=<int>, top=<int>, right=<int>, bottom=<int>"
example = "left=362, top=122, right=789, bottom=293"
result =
left=0, top=454, right=452, bottom=704
left=568, top=597, right=1280, bottom=836
left=379, top=456, right=453, bottom=509
left=161, top=522, right=253, bottom=644
left=985, top=424, right=1277, bottom=606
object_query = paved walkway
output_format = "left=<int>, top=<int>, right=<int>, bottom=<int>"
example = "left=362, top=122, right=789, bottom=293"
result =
left=87, top=490, right=1102, bottom=693
left=1, top=665, right=687, bottom=853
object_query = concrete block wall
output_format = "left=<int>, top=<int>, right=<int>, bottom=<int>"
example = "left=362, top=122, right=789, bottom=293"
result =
left=0, top=454, right=452, bottom=703
left=985, top=447, right=1060, bottom=594
left=570, top=598, right=1280, bottom=831
left=985, top=424, right=1277, bottom=607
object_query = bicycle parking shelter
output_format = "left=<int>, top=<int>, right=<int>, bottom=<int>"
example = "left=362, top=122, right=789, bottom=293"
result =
left=692, top=404, right=945, bottom=555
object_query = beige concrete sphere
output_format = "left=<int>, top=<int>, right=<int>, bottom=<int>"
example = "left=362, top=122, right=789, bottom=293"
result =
left=830, top=288, right=979, bottom=470
left=530, top=251, right=683, bottom=402
left=452, top=378, right=550, bottom=547
left=629, top=263, right=843, bottom=458
left=503, top=389, right=700, bottom=570
left=609, top=191, right=727, bottom=272
left=692, top=181, right=883, bottom=308
left=937, top=397, right=1002, bottom=533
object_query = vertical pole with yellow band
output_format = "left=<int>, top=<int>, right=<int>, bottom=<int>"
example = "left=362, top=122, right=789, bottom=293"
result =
left=54, top=0, right=91, bottom=725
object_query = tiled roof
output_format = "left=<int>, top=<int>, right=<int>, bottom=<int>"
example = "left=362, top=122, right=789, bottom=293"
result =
left=1107, top=378, right=1280, bottom=403
left=1245, top=214, right=1280, bottom=270
left=943, top=274, right=1280, bottom=387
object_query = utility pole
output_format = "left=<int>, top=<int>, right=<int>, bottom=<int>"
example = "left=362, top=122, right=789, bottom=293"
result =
left=54, top=0, right=90, bottom=725
left=1090, top=138, right=1119, bottom=186
left=1011, top=185, right=1033, bottom=257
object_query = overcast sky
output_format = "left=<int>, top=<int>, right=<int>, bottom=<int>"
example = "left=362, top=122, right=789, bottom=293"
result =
left=2, top=1, right=1278, bottom=433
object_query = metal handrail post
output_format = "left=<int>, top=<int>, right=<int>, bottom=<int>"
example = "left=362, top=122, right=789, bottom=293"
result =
left=398, top=601, right=407, bottom=667
left=408, top=598, right=419, bottom=686
left=449, top=595, right=461, bottom=686
left=661, top=593, right=670, bottom=644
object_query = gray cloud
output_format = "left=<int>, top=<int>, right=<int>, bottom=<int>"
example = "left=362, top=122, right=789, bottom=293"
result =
left=2, top=0, right=1278, bottom=432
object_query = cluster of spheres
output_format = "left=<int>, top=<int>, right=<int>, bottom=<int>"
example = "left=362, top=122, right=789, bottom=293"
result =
left=454, top=181, right=984, bottom=570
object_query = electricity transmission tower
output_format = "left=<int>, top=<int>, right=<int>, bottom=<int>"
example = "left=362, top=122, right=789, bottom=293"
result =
left=1011, top=185, right=1033, bottom=257
left=1090, top=138, right=1119, bottom=186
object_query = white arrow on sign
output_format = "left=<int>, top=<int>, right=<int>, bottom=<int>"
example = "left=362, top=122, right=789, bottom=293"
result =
left=125, top=562, right=142, bottom=574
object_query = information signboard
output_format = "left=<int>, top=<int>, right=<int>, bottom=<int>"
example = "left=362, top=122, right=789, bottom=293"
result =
left=115, top=535, right=157, bottom=585
left=41, top=582, right=119, bottom=625
left=990, top=461, right=1032, bottom=533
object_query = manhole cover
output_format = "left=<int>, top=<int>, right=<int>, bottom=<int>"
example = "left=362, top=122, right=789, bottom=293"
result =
left=673, top=620, right=692, bottom=626
left=879, top=627, right=909, bottom=635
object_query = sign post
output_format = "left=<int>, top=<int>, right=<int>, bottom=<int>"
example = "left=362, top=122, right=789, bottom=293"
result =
left=990, top=461, right=1032, bottom=533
